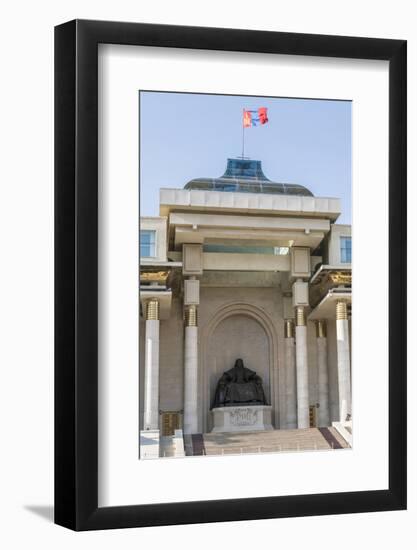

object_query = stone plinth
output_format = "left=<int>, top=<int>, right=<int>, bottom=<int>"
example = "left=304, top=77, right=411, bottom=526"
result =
left=211, top=405, right=273, bottom=433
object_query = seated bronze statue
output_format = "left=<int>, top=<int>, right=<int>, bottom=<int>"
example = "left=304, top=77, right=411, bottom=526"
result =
left=211, top=358, right=267, bottom=408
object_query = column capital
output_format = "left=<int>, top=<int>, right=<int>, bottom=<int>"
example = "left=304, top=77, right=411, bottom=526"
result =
left=295, top=306, right=306, bottom=327
left=145, top=298, right=160, bottom=321
left=315, top=319, right=327, bottom=338
left=284, top=319, right=295, bottom=338
left=336, top=300, right=348, bottom=321
left=185, top=305, right=198, bottom=327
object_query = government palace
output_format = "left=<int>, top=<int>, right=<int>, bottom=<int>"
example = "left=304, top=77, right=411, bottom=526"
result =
left=139, top=157, right=352, bottom=458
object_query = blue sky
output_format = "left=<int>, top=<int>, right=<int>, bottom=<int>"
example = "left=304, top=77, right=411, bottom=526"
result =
left=140, top=92, right=351, bottom=224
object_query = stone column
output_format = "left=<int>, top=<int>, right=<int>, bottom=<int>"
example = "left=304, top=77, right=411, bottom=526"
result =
left=143, top=299, right=160, bottom=431
left=295, top=306, right=310, bottom=428
left=336, top=301, right=351, bottom=423
left=316, top=320, right=330, bottom=427
left=284, top=320, right=297, bottom=429
left=183, top=305, right=199, bottom=435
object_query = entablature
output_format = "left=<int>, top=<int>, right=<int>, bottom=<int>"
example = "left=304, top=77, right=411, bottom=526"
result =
left=160, top=188, right=341, bottom=221
left=167, top=211, right=330, bottom=251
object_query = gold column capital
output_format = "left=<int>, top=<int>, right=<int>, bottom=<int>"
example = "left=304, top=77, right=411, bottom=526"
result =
left=145, top=299, right=160, bottom=321
left=315, top=319, right=327, bottom=338
left=284, top=319, right=295, bottom=338
left=185, top=305, right=198, bottom=327
left=295, top=306, right=306, bottom=327
left=336, top=301, right=348, bottom=321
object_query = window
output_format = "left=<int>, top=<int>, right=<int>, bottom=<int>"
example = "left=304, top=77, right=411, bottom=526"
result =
left=203, top=244, right=289, bottom=255
left=274, top=246, right=290, bottom=256
left=220, top=184, right=237, bottom=192
left=140, top=230, right=156, bottom=257
left=340, top=236, right=351, bottom=263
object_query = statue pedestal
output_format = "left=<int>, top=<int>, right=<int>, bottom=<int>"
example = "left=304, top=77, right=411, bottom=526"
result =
left=211, top=405, right=273, bottom=433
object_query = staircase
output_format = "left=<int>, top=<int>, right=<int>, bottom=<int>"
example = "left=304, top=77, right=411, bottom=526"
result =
left=186, top=427, right=350, bottom=457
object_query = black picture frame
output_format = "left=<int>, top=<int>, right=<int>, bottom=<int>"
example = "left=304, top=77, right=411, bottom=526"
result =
left=55, top=19, right=407, bottom=531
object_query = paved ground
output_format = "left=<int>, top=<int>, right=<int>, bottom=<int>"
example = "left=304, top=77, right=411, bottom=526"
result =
left=186, top=427, right=350, bottom=456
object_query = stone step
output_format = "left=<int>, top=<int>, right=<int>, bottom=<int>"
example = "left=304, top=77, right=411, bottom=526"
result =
left=187, top=427, right=350, bottom=456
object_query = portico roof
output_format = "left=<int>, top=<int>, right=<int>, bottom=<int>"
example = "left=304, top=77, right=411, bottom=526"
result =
left=166, top=211, right=330, bottom=251
left=308, top=288, right=352, bottom=321
left=308, top=265, right=352, bottom=320
left=160, top=188, right=341, bottom=221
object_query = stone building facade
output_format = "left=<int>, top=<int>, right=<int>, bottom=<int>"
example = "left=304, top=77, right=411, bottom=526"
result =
left=139, top=158, right=351, bottom=457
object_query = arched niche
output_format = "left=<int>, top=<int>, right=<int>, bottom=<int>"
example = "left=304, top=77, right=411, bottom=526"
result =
left=199, top=302, right=279, bottom=433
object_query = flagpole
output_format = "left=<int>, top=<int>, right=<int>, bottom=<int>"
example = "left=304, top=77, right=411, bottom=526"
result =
left=242, top=109, right=244, bottom=158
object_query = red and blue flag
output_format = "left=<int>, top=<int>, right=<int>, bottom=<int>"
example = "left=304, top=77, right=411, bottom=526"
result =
left=243, top=107, right=269, bottom=127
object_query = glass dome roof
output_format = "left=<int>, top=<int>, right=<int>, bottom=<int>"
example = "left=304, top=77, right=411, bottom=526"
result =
left=184, top=158, right=313, bottom=197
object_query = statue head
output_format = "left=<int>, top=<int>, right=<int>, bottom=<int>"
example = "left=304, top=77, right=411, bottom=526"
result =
left=234, top=358, right=244, bottom=369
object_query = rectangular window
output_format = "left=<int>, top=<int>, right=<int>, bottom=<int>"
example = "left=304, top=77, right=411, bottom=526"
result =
left=140, top=230, right=156, bottom=258
left=274, top=246, right=290, bottom=256
left=340, top=236, right=352, bottom=263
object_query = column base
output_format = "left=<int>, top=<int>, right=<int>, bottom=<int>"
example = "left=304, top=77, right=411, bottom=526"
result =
left=140, top=429, right=160, bottom=459
left=160, top=429, right=186, bottom=458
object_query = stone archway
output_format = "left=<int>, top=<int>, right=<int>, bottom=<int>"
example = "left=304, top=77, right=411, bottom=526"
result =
left=199, top=302, right=279, bottom=433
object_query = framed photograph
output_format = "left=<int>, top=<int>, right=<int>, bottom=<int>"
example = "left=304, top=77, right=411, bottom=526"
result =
left=55, top=20, right=406, bottom=530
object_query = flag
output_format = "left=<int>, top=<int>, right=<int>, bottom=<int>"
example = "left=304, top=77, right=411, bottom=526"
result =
left=243, top=107, right=269, bottom=127
left=243, top=110, right=252, bottom=128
